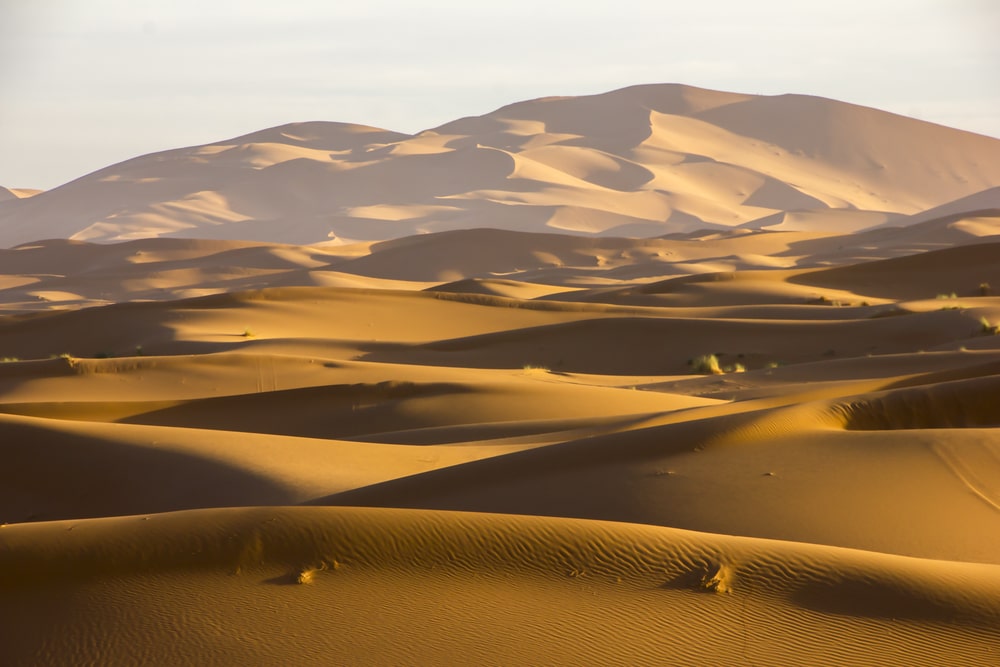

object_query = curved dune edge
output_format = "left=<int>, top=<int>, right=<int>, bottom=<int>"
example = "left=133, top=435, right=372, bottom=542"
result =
left=1, top=506, right=999, bottom=666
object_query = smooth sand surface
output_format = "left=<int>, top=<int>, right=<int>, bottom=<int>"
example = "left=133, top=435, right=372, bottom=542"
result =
left=2, top=85, right=1000, bottom=665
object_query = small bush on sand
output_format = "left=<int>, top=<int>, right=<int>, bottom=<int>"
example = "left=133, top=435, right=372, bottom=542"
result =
left=700, top=563, right=734, bottom=594
left=691, top=354, right=722, bottom=375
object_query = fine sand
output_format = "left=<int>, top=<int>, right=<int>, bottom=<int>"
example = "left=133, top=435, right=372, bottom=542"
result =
left=1, top=84, right=1000, bottom=665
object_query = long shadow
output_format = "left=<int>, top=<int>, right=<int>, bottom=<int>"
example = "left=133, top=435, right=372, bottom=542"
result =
left=0, top=416, right=292, bottom=523
left=114, top=382, right=467, bottom=439
left=305, top=406, right=773, bottom=523
left=0, top=294, right=254, bottom=363
left=356, top=310, right=975, bottom=375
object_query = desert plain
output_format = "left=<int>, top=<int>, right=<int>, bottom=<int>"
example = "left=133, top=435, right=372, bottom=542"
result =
left=1, top=84, right=999, bottom=665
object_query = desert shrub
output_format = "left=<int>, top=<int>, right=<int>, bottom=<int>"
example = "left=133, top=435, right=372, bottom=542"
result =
left=691, top=353, right=722, bottom=375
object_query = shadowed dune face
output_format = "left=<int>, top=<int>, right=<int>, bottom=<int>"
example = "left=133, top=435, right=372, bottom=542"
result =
left=3, top=85, right=1000, bottom=665
left=830, top=374, right=1000, bottom=431
left=0, top=414, right=293, bottom=522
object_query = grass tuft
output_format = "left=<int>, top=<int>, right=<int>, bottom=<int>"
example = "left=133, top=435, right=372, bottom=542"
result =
left=691, top=354, right=722, bottom=375
left=700, top=564, right=734, bottom=594
left=522, top=364, right=550, bottom=372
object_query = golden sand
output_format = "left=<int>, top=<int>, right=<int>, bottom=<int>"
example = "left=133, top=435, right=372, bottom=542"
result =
left=1, top=85, right=999, bottom=665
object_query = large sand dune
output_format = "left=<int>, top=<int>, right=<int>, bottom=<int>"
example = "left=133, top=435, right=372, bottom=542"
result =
left=1, top=84, right=999, bottom=248
left=1, top=85, right=999, bottom=665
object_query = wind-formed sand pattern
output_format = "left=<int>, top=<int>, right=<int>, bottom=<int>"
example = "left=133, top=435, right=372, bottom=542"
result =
left=1, top=84, right=999, bottom=665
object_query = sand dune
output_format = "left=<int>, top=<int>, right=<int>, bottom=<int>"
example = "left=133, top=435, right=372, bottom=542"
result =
left=2, top=84, right=999, bottom=248
left=2, top=507, right=999, bottom=666
left=791, top=240, right=1000, bottom=300
left=317, top=378, right=1000, bottom=564
left=9, top=220, right=997, bottom=313
left=2, top=85, right=1000, bottom=665
left=0, top=187, right=42, bottom=202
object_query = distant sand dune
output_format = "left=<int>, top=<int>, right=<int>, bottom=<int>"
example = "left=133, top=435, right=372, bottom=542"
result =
left=2, top=83, right=999, bottom=248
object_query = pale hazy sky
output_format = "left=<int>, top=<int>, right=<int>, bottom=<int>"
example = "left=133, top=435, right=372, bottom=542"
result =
left=2, top=0, right=997, bottom=190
